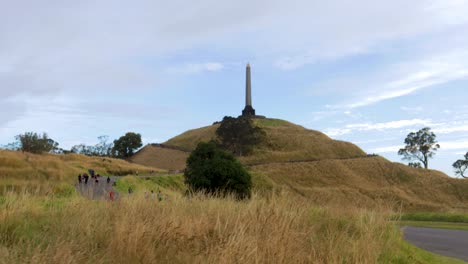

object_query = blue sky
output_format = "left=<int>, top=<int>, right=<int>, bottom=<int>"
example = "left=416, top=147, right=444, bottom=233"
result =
left=1, top=0, right=468, bottom=176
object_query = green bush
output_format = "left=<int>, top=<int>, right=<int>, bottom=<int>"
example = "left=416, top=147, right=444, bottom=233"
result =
left=184, top=141, right=252, bottom=199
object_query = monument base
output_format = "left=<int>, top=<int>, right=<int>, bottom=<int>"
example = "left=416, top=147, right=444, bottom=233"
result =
left=242, top=105, right=256, bottom=117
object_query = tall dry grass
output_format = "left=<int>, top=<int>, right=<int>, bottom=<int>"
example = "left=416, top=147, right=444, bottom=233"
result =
left=0, top=190, right=403, bottom=264
left=0, top=150, right=160, bottom=195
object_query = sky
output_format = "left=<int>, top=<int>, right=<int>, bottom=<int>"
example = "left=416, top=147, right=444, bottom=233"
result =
left=1, top=0, right=468, bottom=176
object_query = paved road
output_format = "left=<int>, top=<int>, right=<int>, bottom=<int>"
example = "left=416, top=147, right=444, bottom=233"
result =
left=403, top=226, right=468, bottom=262
left=75, top=176, right=120, bottom=200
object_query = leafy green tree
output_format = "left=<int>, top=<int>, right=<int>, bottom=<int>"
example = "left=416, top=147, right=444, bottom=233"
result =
left=112, top=132, right=142, bottom=158
left=15, top=132, right=59, bottom=154
left=453, top=152, right=468, bottom=178
left=398, top=127, right=440, bottom=169
left=216, top=116, right=266, bottom=156
left=184, top=141, right=252, bottom=199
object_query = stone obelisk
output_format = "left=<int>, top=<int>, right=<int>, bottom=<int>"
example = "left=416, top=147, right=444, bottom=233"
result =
left=242, top=63, right=256, bottom=117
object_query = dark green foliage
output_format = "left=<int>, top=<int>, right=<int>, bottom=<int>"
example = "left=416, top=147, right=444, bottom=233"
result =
left=112, top=132, right=143, bottom=158
left=398, top=127, right=440, bottom=169
left=184, top=141, right=252, bottom=199
left=216, top=116, right=266, bottom=156
left=14, top=132, right=59, bottom=154
left=453, top=152, right=468, bottom=178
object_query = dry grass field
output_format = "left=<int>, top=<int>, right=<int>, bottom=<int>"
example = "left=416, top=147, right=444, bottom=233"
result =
left=251, top=157, right=468, bottom=211
left=1, top=148, right=467, bottom=263
left=1, top=190, right=464, bottom=264
left=133, top=118, right=468, bottom=211
left=0, top=150, right=161, bottom=195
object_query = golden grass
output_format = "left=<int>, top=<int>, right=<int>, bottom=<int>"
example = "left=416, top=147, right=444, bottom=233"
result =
left=0, top=150, right=161, bottom=194
left=129, top=145, right=189, bottom=171
left=164, top=124, right=220, bottom=151
left=251, top=157, right=468, bottom=211
left=0, top=190, right=426, bottom=264
left=2, top=191, right=465, bottom=264
left=162, top=118, right=366, bottom=165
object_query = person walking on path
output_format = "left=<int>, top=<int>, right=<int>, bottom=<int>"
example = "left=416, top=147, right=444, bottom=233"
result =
left=107, top=176, right=111, bottom=184
left=84, top=174, right=89, bottom=184
left=78, top=174, right=82, bottom=184
left=109, top=190, right=115, bottom=201
left=150, top=190, right=155, bottom=200
left=157, top=190, right=163, bottom=202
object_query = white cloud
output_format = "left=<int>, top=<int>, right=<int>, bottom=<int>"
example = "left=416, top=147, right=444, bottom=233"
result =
left=401, top=106, right=424, bottom=113
left=373, top=140, right=468, bottom=154
left=347, top=119, right=432, bottom=130
left=343, top=51, right=468, bottom=108
left=325, top=118, right=432, bottom=137
left=434, top=124, right=468, bottom=134
left=439, top=140, right=468, bottom=150
left=166, top=62, right=224, bottom=74
left=324, top=128, right=352, bottom=137
left=373, top=145, right=403, bottom=153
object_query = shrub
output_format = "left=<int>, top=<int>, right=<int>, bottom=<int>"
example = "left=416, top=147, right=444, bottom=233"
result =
left=184, top=141, right=251, bottom=199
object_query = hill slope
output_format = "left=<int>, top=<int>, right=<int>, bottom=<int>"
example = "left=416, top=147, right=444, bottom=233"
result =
left=131, top=118, right=468, bottom=211
left=251, top=156, right=468, bottom=211
left=0, top=150, right=161, bottom=194
left=129, top=144, right=188, bottom=171
left=164, top=118, right=366, bottom=165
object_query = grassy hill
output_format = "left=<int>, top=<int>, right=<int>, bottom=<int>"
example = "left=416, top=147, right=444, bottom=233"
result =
left=132, top=118, right=468, bottom=211
left=0, top=150, right=161, bottom=194
left=143, top=118, right=366, bottom=170
left=129, top=145, right=188, bottom=172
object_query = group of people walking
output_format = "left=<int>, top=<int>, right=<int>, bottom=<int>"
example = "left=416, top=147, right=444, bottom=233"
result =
left=76, top=170, right=166, bottom=202
left=77, top=173, right=111, bottom=185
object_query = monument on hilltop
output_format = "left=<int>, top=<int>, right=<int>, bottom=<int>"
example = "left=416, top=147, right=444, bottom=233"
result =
left=242, top=63, right=265, bottom=118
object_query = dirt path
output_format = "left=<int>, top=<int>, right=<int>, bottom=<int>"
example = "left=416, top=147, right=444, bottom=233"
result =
left=403, top=226, right=468, bottom=262
left=75, top=176, right=120, bottom=200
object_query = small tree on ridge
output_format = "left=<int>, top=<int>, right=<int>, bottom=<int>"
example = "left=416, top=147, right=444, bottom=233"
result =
left=453, top=152, right=468, bottom=178
left=398, top=127, right=440, bottom=169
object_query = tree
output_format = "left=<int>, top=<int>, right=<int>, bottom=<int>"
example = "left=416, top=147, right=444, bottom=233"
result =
left=15, top=132, right=59, bottom=154
left=184, top=141, right=252, bottom=199
left=216, top=116, right=266, bottom=156
left=70, top=135, right=113, bottom=157
left=398, top=127, right=440, bottom=169
left=453, top=152, right=468, bottom=178
left=112, top=132, right=142, bottom=158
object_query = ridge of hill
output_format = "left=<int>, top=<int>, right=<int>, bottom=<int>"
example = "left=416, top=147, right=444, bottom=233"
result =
left=130, top=118, right=468, bottom=211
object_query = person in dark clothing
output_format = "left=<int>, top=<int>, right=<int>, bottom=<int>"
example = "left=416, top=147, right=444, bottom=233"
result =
left=128, top=186, right=133, bottom=194
left=84, top=174, right=89, bottom=184
left=107, top=176, right=111, bottom=184
left=78, top=174, right=82, bottom=184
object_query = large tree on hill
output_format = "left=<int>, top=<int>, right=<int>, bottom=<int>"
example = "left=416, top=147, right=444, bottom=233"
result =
left=15, top=132, right=59, bottom=154
left=216, top=116, right=266, bottom=156
left=453, top=152, right=468, bottom=178
left=184, top=141, right=251, bottom=199
left=398, top=127, right=440, bottom=169
left=112, top=132, right=142, bottom=158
